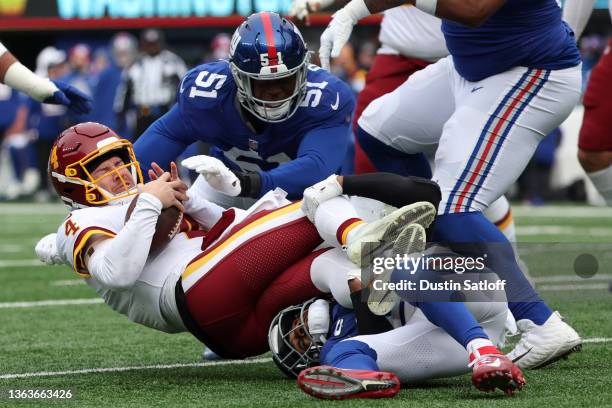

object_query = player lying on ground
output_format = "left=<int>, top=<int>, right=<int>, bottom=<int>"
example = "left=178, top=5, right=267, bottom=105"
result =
left=271, top=279, right=522, bottom=399
left=36, top=122, right=442, bottom=358
left=272, top=211, right=525, bottom=397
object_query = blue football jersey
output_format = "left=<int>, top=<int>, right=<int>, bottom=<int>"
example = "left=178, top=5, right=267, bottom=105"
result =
left=442, top=0, right=581, bottom=81
left=27, top=99, right=70, bottom=141
left=0, top=85, right=25, bottom=132
left=134, top=60, right=355, bottom=199
left=320, top=304, right=358, bottom=364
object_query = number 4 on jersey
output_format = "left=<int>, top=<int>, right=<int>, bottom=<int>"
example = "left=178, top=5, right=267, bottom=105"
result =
left=65, top=217, right=79, bottom=236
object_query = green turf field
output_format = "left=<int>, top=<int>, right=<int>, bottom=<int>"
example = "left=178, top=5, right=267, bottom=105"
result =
left=0, top=203, right=611, bottom=407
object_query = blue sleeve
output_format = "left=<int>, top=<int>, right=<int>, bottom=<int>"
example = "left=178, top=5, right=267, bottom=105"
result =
left=322, top=340, right=379, bottom=371
left=133, top=104, right=195, bottom=178
left=258, top=123, right=351, bottom=199
left=319, top=306, right=358, bottom=363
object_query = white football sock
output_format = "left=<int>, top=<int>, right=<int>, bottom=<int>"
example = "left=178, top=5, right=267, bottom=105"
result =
left=314, top=196, right=361, bottom=248
left=466, top=338, right=496, bottom=356
left=588, top=165, right=612, bottom=205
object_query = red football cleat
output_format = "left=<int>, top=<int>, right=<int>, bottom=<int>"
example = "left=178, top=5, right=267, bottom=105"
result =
left=471, top=354, right=526, bottom=396
left=297, top=366, right=400, bottom=400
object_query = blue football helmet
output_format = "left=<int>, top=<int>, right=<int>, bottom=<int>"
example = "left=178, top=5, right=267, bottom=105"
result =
left=268, top=298, right=330, bottom=378
left=230, top=12, right=309, bottom=123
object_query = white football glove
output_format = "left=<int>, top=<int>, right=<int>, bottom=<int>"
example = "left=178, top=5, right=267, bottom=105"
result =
left=289, top=0, right=335, bottom=24
left=301, top=174, right=343, bottom=222
left=181, top=155, right=241, bottom=196
left=35, top=233, right=63, bottom=266
left=318, top=0, right=370, bottom=71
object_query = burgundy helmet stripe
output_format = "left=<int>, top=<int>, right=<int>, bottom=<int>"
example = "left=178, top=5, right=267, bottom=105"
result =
left=260, top=12, right=278, bottom=66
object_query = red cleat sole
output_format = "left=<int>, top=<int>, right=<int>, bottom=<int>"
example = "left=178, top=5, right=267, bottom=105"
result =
left=298, top=366, right=400, bottom=400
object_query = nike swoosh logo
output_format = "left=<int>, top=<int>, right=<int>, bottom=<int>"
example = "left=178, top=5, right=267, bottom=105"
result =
left=330, top=92, right=339, bottom=110
left=471, top=86, right=484, bottom=93
left=511, top=347, right=534, bottom=363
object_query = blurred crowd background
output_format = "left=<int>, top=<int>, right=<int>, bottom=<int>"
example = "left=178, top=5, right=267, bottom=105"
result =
left=0, top=5, right=610, bottom=205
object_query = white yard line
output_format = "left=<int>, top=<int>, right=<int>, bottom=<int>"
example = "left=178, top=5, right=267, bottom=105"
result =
left=538, top=283, right=609, bottom=291
left=0, top=203, right=65, bottom=215
left=0, top=259, right=45, bottom=267
left=517, top=225, right=612, bottom=236
left=583, top=337, right=612, bottom=344
left=513, top=206, right=612, bottom=218
left=532, top=274, right=612, bottom=283
left=0, top=244, right=29, bottom=253
left=0, top=298, right=103, bottom=308
left=0, top=357, right=272, bottom=380
left=2, top=337, right=611, bottom=380
left=50, top=279, right=85, bottom=286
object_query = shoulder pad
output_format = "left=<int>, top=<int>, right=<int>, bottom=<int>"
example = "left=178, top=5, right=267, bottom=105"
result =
left=298, top=65, right=355, bottom=122
left=56, top=206, right=123, bottom=277
left=177, top=61, right=235, bottom=107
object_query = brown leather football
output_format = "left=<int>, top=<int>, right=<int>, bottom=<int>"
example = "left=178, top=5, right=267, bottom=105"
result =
left=125, top=194, right=183, bottom=256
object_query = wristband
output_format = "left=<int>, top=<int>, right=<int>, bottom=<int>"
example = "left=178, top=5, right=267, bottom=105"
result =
left=233, top=171, right=262, bottom=199
left=4, top=62, right=58, bottom=102
left=344, top=0, right=371, bottom=22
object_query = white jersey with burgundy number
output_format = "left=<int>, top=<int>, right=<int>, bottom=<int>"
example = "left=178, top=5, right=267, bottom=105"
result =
left=378, top=6, right=448, bottom=62
left=56, top=204, right=202, bottom=333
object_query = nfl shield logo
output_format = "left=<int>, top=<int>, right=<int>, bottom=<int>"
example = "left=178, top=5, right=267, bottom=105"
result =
left=248, top=139, right=259, bottom=151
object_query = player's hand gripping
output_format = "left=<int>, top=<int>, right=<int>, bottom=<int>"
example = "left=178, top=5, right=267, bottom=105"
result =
left=35, top=233, right=63, bottom=265
left=141, top=162, right=188, bottom=211
left=181, top=155, right=241, bottom=196
left=318, top=0, right=370, bottom=70
left=301, top=174, right=343, bottom=222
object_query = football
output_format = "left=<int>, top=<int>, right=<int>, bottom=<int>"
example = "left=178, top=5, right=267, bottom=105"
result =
left=125, top=194, right=183, bottom=256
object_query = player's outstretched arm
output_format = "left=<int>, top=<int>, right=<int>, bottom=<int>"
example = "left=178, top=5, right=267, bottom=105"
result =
left=257, top=123, right=350, bottom=199
left=0, top=42, right=92, bottom=114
